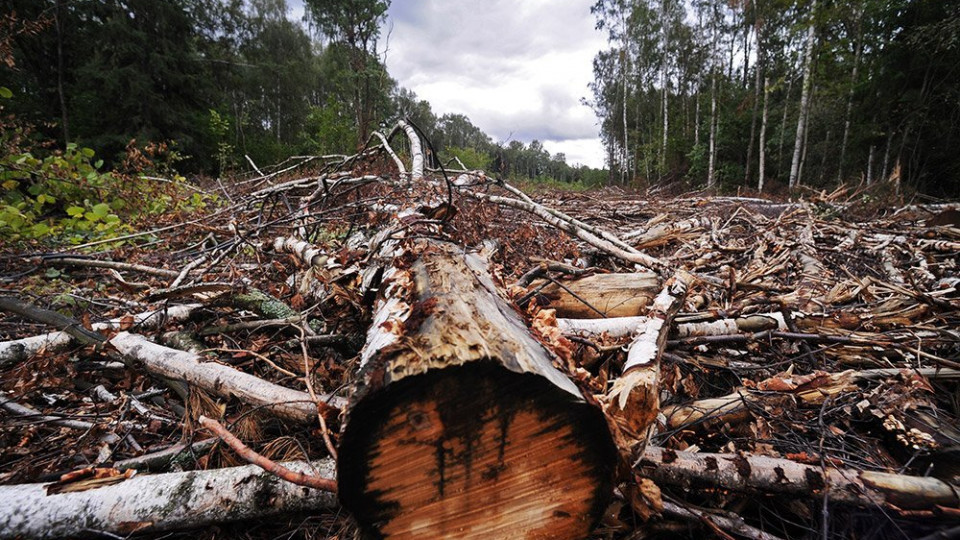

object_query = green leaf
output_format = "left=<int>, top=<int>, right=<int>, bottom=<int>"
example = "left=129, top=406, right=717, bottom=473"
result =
left=0, top=87, right=12, bottom=99
left=81, top=147, right=95, bottom=159
left=45, top=268, right=61, bottom=278
left=31, top=222, right=50, bottom=236
left=66, top=206, right=85, bottom=217
left=91, top=202, right=110, bottom=218
left=1, top=179, right=17, bottom=190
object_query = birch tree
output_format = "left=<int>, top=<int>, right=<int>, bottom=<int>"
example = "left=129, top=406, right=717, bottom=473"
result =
left=788, top=0, right=817, bottom=189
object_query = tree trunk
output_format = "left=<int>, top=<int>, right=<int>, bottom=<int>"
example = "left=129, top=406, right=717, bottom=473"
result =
left=758, top=74, right=770, bottom=191
left=837, top=2, right=864, bottom=182
left=745, top=17, right=763, bottom=187
left=639, top=447, right=960, bottom=510
left=660, top=0, right=670, bottom=174
left=55, top=0, right=69, bottom=145
left=789, top=0, right=817, bottom=189
left=744, top=57, right=761, bottom=186
left=777, top=67, right=794, bottom=174
left=337, top=239, right=616, bottom=539
left=0, top=459, right=336, bottom=539
left=707, top=50, right=718, bottom=188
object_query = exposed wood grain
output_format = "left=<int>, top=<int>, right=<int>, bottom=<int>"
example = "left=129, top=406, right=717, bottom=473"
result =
left=532, top=272, right=660, bottom=319
left=339, top=239, right=615, bottom=539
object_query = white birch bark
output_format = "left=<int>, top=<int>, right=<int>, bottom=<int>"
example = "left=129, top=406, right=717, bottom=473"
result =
left=397, top=120, right=423, bottom=181
left=0, top=304, right=200, bottom=368
left=758, top=74, right=770, bottom=191
left=0, top=459, right=336, bottom=539
left=108, top=332, right=339, bottom=422
left=837, top=2, right=864, bottom=182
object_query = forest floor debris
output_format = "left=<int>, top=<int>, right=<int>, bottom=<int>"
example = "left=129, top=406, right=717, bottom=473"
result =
left=1, top=141, right=958, bottom=539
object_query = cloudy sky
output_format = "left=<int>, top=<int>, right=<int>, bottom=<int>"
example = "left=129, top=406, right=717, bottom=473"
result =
left=291, top=0, right=609, bottom=168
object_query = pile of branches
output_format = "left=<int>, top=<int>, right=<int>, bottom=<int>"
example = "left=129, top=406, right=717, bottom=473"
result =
left=1, top=121, right=958, bottom=540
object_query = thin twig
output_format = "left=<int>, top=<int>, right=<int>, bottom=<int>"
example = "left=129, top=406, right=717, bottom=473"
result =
left=198, top=415, right=336, bottom=492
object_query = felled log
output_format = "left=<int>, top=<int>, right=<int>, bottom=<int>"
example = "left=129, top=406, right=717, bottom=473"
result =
left=532, top=272, right=660, bottom=318
left=337, top=239, right=616, bottom=539
left=557, top=312, right=788, bottom=338
left=108, top=332, right=342, bottom=422
left=0, top=303, right=200, bottom=368
left=639, top=447, right=960, bottom=511
left=0, top=459, right=336, bottom=539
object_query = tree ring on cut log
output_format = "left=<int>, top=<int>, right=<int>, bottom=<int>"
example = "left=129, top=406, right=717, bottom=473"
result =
left=338, top=362, right=616, bottom=539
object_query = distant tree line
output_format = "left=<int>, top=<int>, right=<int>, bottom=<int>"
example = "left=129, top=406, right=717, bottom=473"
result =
left=1, top=0, right=602, bottom=184
left=589, top=0, right=960, bottom=196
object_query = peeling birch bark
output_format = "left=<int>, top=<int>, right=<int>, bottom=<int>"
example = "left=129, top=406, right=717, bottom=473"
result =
left=273, top=236, right=328, bottom=268
left=623, top=215, right=714, bottom=249
left=0, top=459, right=336, bottom=539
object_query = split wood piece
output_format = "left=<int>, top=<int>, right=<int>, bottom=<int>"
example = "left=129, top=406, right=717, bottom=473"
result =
left=604, top=272, right=694, bottom=452
left=530, top=272, right=660, bottom=318
left=638, top=446, right=960, bottom=511
left=557, top=312, right=788, bottom=339
left=338, top=239, right=616, bottom=540
left=0, top=303, right=200, bottom=368
left=108, top=332, right=345, bottom=422
left=0, top=458, right=336, bottom=539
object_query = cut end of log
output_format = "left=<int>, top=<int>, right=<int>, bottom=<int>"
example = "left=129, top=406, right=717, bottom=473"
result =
left=338, top=362, right=616, bottom=539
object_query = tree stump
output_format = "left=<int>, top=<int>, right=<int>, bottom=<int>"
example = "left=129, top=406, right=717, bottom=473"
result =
left=338, top=240, right=616, bottom=539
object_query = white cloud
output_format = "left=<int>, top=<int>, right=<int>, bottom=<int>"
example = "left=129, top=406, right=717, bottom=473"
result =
left=383, top=0, right=607, bottom=168
left=543, top=138, right=607, bottom=169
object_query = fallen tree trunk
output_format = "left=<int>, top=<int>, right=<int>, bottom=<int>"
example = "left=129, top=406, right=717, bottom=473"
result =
left=0, top=459, right=336, bottom=539
left=108, top=332, right=342, bottom=422
left=0, top=303, right=200, bottom=368
left=337, top=239, right=616, bottom=539
left=638, top=446, right=960, bottom=510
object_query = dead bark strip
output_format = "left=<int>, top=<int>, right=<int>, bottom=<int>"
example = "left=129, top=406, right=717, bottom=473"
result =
left=638, top=446, right=960, bottom=510
left=0, top=459, right=336, bottom=539
left=338, top=239, right=616, bottom=539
